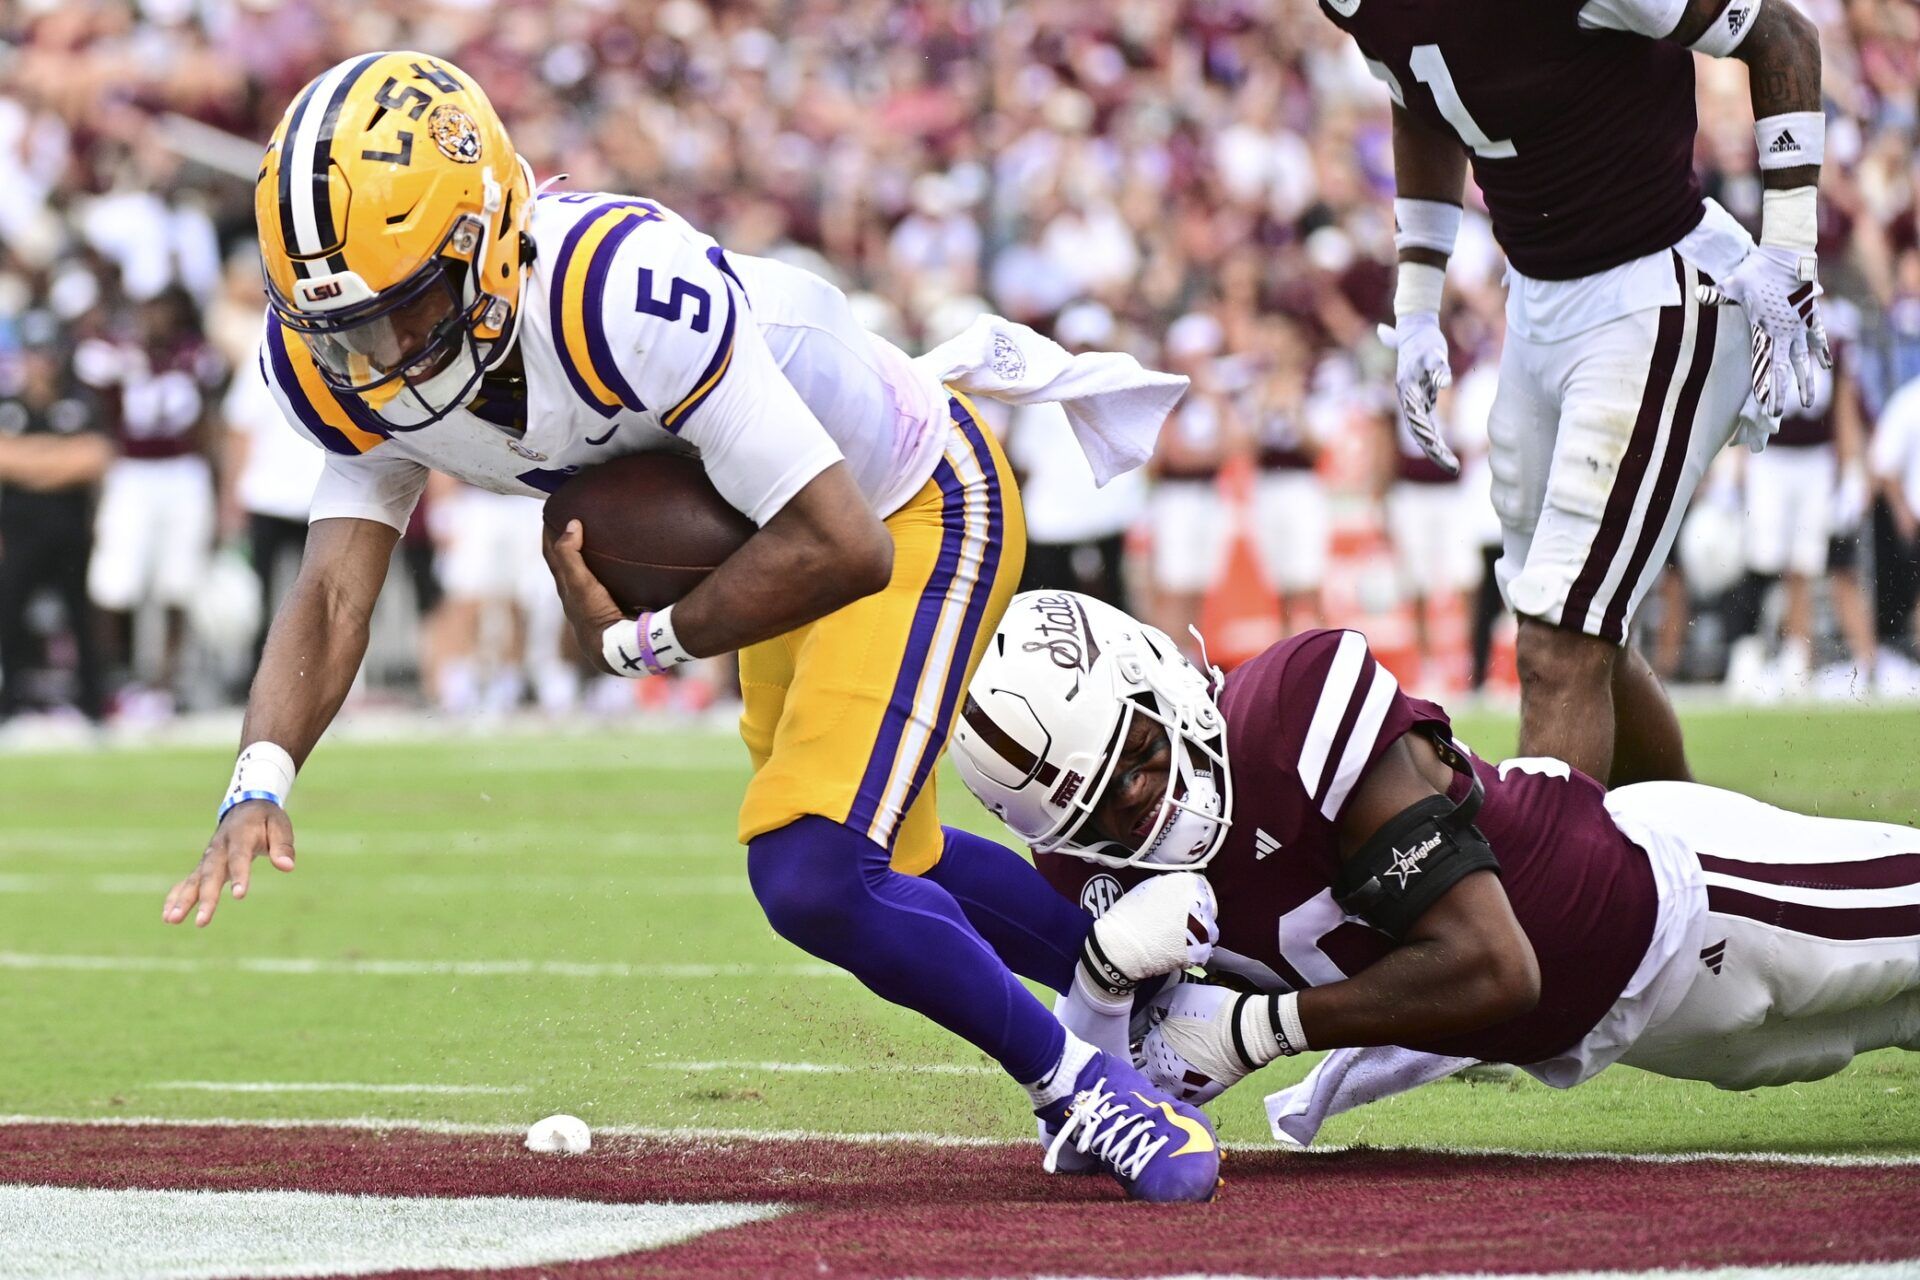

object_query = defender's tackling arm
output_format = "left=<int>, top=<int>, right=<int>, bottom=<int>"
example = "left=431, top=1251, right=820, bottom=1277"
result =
left=161, top=516, right=397, bottom=927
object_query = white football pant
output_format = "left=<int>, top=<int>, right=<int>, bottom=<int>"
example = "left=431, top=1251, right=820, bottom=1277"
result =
left=1489, top=254, right=1752, bottom=643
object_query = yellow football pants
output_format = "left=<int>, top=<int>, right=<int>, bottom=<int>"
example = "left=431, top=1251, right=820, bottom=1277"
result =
left=736, top=395, right=1025, bottom=875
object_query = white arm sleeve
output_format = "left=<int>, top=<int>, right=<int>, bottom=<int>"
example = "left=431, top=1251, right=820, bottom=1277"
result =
left=1576, top=0, right=1689, bottom=38
left=308, top=449, right=430, bottom=531
left=668, top=284, right=845, bottom=526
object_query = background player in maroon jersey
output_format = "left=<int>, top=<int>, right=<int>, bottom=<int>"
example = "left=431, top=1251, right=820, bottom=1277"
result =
left=1320, top=0, right=1829, bottom=785
left=954, top=592, right=1920, bottom=1138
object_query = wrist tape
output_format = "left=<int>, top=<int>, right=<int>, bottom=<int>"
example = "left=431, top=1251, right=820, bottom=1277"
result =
left=602, top=605, right=695, bottom=677
left=1394, top=262, right=1447, bottom=319
left=220, top=742, right=296, bottom=820
left=1759, top=186, right=1819, bottom=253
left=1755, top=111, right=1823, bottom=172
left=1079, top=928, right=1138, bottom=1001
left=1393, top=199, right=1462, bottom=257
left=1227, top=991, right=1307, bottom=1069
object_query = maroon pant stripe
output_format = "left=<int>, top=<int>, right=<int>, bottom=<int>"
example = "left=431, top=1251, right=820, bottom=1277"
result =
left=1557, top=253, right=1688, bottom=635
left=1701, top=851, right=1920, bottom=891
left=1598, top=273, right=1720, bottom=643
left=1706, top=883, right=1920, bottom=942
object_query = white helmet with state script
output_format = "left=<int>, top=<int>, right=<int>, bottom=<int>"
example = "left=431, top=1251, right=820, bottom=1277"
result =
left=952, top=590, right=1231, bottom=870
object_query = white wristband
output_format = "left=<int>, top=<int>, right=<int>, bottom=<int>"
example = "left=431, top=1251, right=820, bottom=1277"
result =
left=220, top=742, right=296, bottom=820
left=601, top=605, right=696, bottom=678
left=1393, top=198, right=1462, bottom=257
left=1276, top=991, right=1310, bottom=1055
left=1755, top=111, right=1823, bottom=172
left=1691, top=0, right=1761, bottom=57
left=1760, top=186, right=1819, bottom=252
left=1393, top=261, right=1447, bottom=319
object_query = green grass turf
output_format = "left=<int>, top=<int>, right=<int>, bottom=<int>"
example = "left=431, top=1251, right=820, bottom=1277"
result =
left=1, top=704, right=1916, bottom=1155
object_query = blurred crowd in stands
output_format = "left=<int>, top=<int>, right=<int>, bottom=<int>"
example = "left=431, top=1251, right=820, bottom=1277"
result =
left=4, top=0, right=1920, bottom=731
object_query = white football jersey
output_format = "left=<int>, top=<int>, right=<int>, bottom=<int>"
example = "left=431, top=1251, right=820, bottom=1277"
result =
left=260, top=191, right=951, bottom=530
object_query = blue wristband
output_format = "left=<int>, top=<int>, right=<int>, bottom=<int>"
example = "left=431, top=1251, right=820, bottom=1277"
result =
left=218, top=790, right=283, bottom=822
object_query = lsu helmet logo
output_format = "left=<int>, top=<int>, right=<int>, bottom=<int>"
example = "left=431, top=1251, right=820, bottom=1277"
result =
left=429, top=104, right=481, bottom=164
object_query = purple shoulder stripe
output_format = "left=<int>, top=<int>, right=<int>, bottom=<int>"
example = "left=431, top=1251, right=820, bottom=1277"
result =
left=263, top=322, right=361, bottom=457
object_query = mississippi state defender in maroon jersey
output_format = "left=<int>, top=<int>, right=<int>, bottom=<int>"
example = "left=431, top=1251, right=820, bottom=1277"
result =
left=955, top=593, right=1920, bottom=1135
left=1331, top=0, right=1830, bottom=789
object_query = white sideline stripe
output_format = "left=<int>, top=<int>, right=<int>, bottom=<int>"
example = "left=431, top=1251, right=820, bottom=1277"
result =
left=2, top=1115, right=1917, bottom=1164
left=0, top=873, right=750, bottom=897
left=1030, top=1272, right=1920, bottom=1280
left=0, top=1184, right=783, bottom=1280
left=641, top=1059, right=998, bottom=1077
left=0, top=952, right=840, bottom=980
left=149, top=1082, right=530, bottom=1096
left=0, top=1115, right=1014, bottom=1146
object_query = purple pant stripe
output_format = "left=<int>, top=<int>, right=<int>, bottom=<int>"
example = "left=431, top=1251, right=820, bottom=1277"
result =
left=1706, top=883, right=1920, bottom=942
left=1558, top=253, right=1688, bottom=634
left=892, top=403, right=1007, bottom=827
left=846, top=450, right=970, bottom=840
left=1701, top=851, right=1920, bottom=891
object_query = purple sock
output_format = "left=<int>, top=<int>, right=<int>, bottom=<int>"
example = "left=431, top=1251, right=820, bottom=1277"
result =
left=921, top=826, right=1093, bottom=994
left=747, top=816, right=1067, bottom=1084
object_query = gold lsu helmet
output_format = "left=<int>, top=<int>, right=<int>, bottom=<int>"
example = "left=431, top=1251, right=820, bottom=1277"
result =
left=256, top=52, right=533, bottom=429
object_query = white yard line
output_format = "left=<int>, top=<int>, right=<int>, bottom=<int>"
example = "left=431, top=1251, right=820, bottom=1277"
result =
left=3, top=1113, right=1918, bottom=1164
left=0, top=1184, right=783, bottom=1280
left=0, top=873, right=749, bottom=896
left=639, top=1060, right=999, bottom=1076
left=147, top=1082, right=530, bottom=1096
left=0, top=952, right=839, bottom=980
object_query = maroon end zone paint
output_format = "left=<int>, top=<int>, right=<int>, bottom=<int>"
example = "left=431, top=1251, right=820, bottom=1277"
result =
left=2, top=1124, right=1917, bottom=1279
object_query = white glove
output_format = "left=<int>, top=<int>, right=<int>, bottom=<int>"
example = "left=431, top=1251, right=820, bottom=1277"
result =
left=1698, top=245, right=1832, bottom=417
left=1734, top=392, right=1779, bottom=455
left=1087, top=871, right=1218, bottom=987
left=1136, top=978, right=1248, bottom=1105
left=1377, top=313, right=1458, bottom=475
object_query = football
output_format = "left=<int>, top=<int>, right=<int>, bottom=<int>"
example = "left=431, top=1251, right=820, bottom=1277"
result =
left=541, top=452, right=755, bottom=614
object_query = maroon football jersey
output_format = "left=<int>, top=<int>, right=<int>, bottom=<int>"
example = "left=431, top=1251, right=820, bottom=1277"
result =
left=115, top=340, right=219, bottom=460
left=1040, top=628, right=1659, bottom=1065
left=1771, top=339, right=1850, bottom=449
left=1321, top=0, right=1703, bottom=281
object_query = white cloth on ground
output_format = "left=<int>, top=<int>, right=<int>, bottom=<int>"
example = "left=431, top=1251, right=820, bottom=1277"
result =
left=1263, top=1046, right=1472, bottom=1147
left=915, top=314, right=1188, bottom=486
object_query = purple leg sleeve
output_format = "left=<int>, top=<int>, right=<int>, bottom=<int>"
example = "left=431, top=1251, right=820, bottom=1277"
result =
left=921, top=826, right=1093, bottom=994
left=747, top=816, right=1067, bottom=1084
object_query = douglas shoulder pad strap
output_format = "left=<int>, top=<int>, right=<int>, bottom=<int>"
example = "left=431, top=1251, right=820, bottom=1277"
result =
left=1332, top=781, right=1497, bottom=941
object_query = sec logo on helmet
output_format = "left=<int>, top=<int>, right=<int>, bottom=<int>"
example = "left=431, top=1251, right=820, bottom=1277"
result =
left=1079, top=873, right=1123, bottom=918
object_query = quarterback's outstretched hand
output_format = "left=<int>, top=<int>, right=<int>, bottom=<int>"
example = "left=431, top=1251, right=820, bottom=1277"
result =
left=1377, top=314, right=1458, bottom=475
left=1137, top=978, right=1246, bottom=1105
left=162, top=800, right=295, bottom=927
left=543, top=519, right=627, bottom=675
left=1698, top=247, right=1832, bottom=416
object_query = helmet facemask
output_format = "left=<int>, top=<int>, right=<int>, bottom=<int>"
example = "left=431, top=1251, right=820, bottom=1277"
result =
left=1050, top=635, right=1232, bottom=870
left=269, top=208, right=514, bottom=431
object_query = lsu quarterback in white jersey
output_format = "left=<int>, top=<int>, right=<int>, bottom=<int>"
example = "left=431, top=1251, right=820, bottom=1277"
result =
left=163, top=52, right=1224, bottom=1203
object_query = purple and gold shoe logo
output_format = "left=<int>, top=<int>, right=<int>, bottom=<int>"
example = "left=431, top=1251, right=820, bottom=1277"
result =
left=1134, top=1094, right=1215, bottom=1157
